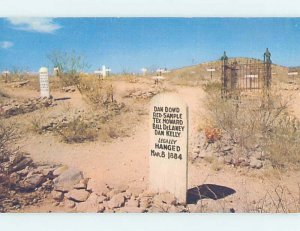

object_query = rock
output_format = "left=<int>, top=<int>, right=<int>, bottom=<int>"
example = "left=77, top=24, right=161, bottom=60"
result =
left=250, top=158, right=263, bottom=169
left=123, top=190, right=132, bottom=199
left=126, top=187, right=144, bottom=198
left=11, top=157, right=32, bottom=172
left=147, top=206, right=164, bottom=212
left=76, top=193, right=104, bottom=212
left=222, top=146, right=233, bottom=152
left=53, top=167, right=83, bottom=192
left=73, top=179, right=88, bottom=189
left=139, top=190, right=156, bottom=198
left=65, top=199, right=76, bottom=208
left=51, top=191, right=64, bottom=202
left=139, top=197, right=152, bottom=209
left=53, top=165, right=68, bottom=177
left=252, top=151, right=264, bottom=160
left=62, top=86, right=76, bottom=93
left=102, top=200, right=108, bottom=208
left=103, top=207, right=114, bottom=213
left=110, top=184, right=128, bottom=192
left=42, top=179, right=53, bottom=190
left=97, top=195, right=107, bottom=203
left=118, top=206, right=146, bottom=213
left=86, top=179, right=109, bottom=196
left=97, top=204, right=105, bottom=213
left=16, top=167, right=30, bottom=177
left=53, top=201, right=60, bottom=207
left=9, top=153, right=24, bottom=165
left=107, top=189, right=123, bottom=199
left=65, top=189, right=90, bottom=202
left=153, top=193, right=176, bottom=206
left=168, top=205, right=186, bottom=213
left=107, top=194, right=125, bottom=209
left=240, top=160, right=250, bottom=167
left=20, top=174, right=45, bottom=190
left=9, top=172, right=20, bottom=185
left=126, top=198, right=139, bottom=207
left=224, top=156, right=233, bottom=164
left=187, top=204, right=200, bottom=213
left=42, top=168, right=55, bottom=177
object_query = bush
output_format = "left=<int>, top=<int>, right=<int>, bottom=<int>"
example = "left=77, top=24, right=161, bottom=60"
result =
left=48, top=50, right=89, bottom=87
left=77, top=76, right=114, bottom=108
left=55, top=117, right=98, bottom=144
left=29, top=115, right=45, bottom=135
left=0, top=88, right=9, bottom=104
left=205, top=86, right=300, bottom=169
left=203, top=82, right=222, bottom=93
left=0, top=121, right=18, bottom=196
left=59, top=72, right=81, bottom=87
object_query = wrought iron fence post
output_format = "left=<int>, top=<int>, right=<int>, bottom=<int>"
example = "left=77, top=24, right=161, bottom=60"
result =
left=221, top=51, right=228, bottom=98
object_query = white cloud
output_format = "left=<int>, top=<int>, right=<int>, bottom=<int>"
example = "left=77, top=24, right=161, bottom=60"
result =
left=6, top=17, right=61, bottom=33
left=0, top=41, right=14, bottom=49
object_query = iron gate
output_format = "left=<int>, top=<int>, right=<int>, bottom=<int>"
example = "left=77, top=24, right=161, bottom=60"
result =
left=221, top=49, right=272, bottom=98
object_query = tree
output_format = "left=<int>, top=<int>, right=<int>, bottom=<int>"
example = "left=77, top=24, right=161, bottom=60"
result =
left=47, top=50, right=89, bottom=86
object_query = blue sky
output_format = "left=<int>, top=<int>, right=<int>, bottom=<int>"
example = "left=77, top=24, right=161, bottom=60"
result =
left=1, top=18, right=300, bottom=73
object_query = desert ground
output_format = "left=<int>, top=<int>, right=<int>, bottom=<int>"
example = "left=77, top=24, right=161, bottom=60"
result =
left=0, top=58, right=300, bottom=213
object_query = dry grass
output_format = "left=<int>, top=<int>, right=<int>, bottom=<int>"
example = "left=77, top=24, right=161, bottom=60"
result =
left=28, top=114, right=46, bottom=135
left=252, top=183, right=300, bottom=213
left=55, top=116, right=98, bottom=144
left=77, top=75, right=115, bottom=108
left=0, top=87, right=10, bottom=104
left=203, top=156, right=223, bottom=171
left=204, top=82, right=300, bottom=169
left=169, top=74, right=205, bottom=87
left=0, top=120, right=18, bottom=198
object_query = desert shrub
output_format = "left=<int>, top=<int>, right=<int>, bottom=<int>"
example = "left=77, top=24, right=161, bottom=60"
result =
left=203, top=82, right=222, bottom=93
left=0, top=121, right=18, bottom=195
left=253, top=184, right=300, bottom=213
left=10, top=67, right=27, bottom=81
left=55, top=116, right=98, bottom=144
left=204, top=127, right=222, bottom=143
left=29, top=115, right=45, bottom=135
left=0, top=122, right=17, bottom=154
left=0, top=88, right=10, bottom=104
left=205, top=86, right=300, bottom=169
left=77, top=76, right=115, bottom=108
left=59, top=72, right=81, bottom=87
left=48, top=50, right=89, bottom=87
left=265, top=115, right=300, bottom=167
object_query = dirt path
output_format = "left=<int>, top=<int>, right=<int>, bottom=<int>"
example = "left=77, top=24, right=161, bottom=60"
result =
left=8, top=83, right=300, bottom=212
left=21, top=86, right=206, bottom=187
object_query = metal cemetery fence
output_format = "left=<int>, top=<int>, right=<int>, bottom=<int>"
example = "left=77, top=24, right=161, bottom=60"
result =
left=221, top=49, right=272, bottom=98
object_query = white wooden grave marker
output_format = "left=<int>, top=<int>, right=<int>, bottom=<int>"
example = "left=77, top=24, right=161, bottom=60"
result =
left=288, top=72, right=298, bottom=76
left=245, top=74, right=258, bottom=78
left=206, top=68, right=216, bottom=79
left=102, top=65, right=111, bottom=77
left=141, top=68, right=147, bottom=76
left=39, top=67, right=50, bottom=98
left=206, top=68, right=216, bottom=72
left=149, top=93, right=188, bottom=203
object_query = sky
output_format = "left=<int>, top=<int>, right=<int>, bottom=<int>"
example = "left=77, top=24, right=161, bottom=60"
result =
left=1, top=17, right=300, bottom=73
